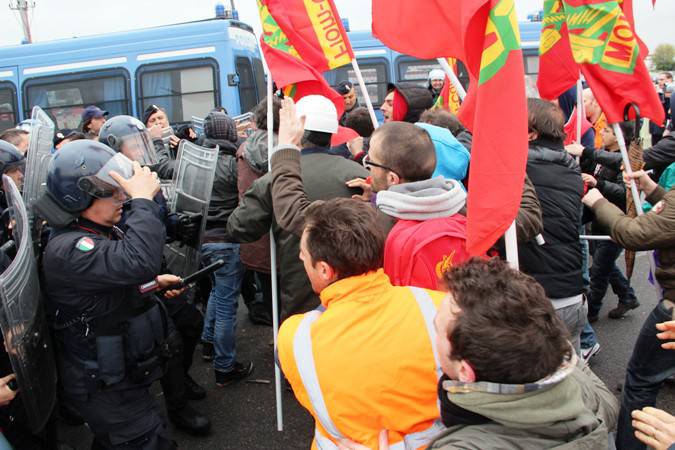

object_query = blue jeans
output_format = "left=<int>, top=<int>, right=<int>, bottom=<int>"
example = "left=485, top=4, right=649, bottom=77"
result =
left=616, top=300, right=675, bottom=450
left=589, top=241, right=637, bottom=317
left=580, top=323, right=598, bottom=349
left=201, top=243, right=244, bottom=372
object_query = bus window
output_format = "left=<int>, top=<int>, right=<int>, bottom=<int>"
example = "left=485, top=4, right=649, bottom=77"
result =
left=24, top=70, right=129, bottom=129
left=0, top=82, right=17, bottom=132
left=329, top=60, right=389, bottom=107
left=524, top=55, right=540, bottom=77
left=138, top=60, right=218, bottom=125
left=236, top=57, right=257, bottom=113
left=397, top=59, right=439, bottom=87
left=252, top=58, right=266, bottom=104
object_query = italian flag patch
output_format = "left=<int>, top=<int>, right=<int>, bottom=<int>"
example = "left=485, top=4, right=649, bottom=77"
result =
left=75, top=237, right=95, bottom=252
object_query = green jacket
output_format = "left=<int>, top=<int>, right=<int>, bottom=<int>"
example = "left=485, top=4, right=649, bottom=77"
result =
left=224, top=147, right=368, bottom=319
left=593, top=185, right=675, bottom=300
left=428, top=364, right=618, bottom=450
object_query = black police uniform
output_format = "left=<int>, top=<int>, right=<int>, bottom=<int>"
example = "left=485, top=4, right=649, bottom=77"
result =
left=42, top=199, right=176, bottom=449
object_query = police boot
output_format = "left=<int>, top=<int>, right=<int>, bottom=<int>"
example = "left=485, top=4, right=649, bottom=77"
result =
left=168, top=404, right=211, bottom=435
left=184, top=374, right=207, bottom=400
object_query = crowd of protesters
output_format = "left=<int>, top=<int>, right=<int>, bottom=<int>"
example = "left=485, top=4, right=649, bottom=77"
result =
left=0, top=67, right=673, bottom=450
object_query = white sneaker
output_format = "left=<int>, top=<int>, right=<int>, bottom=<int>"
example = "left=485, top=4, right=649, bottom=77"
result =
left=581, top=343, right=601, bottom=363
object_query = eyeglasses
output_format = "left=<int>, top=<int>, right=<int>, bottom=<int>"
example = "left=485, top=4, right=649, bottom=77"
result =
left=362, top=153, right=397, bottom=174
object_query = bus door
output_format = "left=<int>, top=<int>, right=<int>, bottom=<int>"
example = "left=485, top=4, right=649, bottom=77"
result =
left=0, top=67, right=19, bottom=132
left=232, top=54, right=265, bottom=115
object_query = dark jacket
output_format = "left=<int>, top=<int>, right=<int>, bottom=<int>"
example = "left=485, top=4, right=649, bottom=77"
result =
left=644, top=134, right=675, bottom=181
left=153, top=138, right=176, bottom=181
left=593, top=184, right=675, bottom=300
left=203, top=137, right=241, bottom=242
left=519, top=138, right=584, bottom=299
left=236, top=130, right=275, bottom=273
left=225, top=146, right=368, bottom=319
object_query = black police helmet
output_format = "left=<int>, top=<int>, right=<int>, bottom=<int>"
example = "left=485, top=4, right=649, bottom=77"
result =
left=0, top=140, right=25, bottom=175
left=98, top=115, right=147, bottom=153
left=46, top=140, right=118, bottom=213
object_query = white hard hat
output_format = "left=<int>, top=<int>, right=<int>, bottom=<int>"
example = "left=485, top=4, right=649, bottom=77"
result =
left=295, top=95, right=338, bottom=134
left=428, top=69, right=445, bottom=81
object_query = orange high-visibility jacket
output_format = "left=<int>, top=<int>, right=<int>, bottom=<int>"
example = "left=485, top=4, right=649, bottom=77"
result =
left=278, top=269, right=445, bottom=450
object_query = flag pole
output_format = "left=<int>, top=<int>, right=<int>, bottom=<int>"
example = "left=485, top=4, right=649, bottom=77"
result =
left=504, top=221, right=519, bottom=270
left=350, top=59, right=379, bottom=130
left=437, top=57, right=467, bottom=100
left=576, top=79, right=583, bottom=145
left=262, top=55, right=284, bottom=432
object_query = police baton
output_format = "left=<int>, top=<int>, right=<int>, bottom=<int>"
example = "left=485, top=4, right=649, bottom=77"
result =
left=138, top=259, right=225, bottom=295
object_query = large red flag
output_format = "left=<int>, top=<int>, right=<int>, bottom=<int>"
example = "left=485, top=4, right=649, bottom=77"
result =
left=373, top=0, right=528, bottom=256
left=564, top=0, right=664, bottom=125
left=432, top=58, right=462, bottom=114
left=258, top=0, right=344, bottom=116
left=537, top=0, right=580, bottom=100
left=263, top=0, right=354, bottom=71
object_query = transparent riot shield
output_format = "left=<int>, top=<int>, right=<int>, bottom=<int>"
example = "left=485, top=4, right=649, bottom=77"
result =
left=0, top=175, right=57, bottom=433
left=23, top=106, right=55, bottom=216
left=164, top=141, right=218, bottom=278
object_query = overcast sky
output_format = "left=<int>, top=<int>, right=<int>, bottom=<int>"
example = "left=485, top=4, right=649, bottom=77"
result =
left=0, top=0, right=672, bottom=53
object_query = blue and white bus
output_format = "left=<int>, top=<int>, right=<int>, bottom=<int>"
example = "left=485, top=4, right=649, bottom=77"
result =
left=323, top=20, right=543, bottom=109
left=0, top=12, right=265, bottom=132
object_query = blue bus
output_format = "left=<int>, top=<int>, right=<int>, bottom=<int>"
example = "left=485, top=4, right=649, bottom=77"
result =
left=323, top=20, right=542, bottom=109
left=0, top=13, right=265, bottom=132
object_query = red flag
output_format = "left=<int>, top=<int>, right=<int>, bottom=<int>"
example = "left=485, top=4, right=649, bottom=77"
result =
left=563, top=0, right=664, bottom=125
left=537, top=0, right=580, bottom=100
left=432, top=59, right=461, bottom=114
left=373, top=0, right=529, bottom=256
left=564, top=106, right=593, bottom=144
left=262, top=0, right=354, bottom=71
left=258, top=0, right=344, bottom=116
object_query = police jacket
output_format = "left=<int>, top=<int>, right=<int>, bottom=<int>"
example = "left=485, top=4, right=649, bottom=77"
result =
left=42, top=199, right=167, bottom=394
left=519, top=138, right=584, bottom=299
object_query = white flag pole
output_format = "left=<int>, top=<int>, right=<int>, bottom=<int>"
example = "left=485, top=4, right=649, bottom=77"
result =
left=437, top=57, right=467, bottom=101
left=261, top=55, right=284, bottom=432
left=504, top=221, right=519, bottom=270
left=576, top=79, right=583, bottom=145
left=351, top=58, right=379, bottom=130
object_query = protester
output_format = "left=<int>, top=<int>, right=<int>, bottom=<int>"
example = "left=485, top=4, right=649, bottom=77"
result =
left=338, top=258, right=618, bottom=450
left=380, top=84, right=434, bottom=123
left=269, top=98, right=541, bottom=290
left=582, top=168, right=675, bottom=450
left=329, top=106, right=376, bottom=163
left=583, top=88, right=608, bottom=149
left=79, top=105, right=108, bottom=137
left=277, top=197, right=445, bottom=449
left=225, top=95, right=368, bottom=320
left=335, top=81, right=359, bottom=126
left=427, top=68, right=445, bottom=102
left=197, top=111, right=254, bottom=387
left=235, top=98, right=281, bottom=326
left=0, top=129, right=29, bottom=155
left=521, top=98, right=586, bottom=355
left=414, top=122, right=469, bottom=182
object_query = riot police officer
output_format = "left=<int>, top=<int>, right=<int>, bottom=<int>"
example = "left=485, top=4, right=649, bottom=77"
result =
left=98, top=116, right=210, bottom=435
left=36, top=140, right=178, bottom=449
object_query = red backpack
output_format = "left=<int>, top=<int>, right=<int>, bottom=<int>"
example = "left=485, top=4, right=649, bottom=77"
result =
left=384, top=214, right=476, bottom=290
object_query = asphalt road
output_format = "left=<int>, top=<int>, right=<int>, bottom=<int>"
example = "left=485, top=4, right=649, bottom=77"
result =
left=61, top=251, right=675, bottom=449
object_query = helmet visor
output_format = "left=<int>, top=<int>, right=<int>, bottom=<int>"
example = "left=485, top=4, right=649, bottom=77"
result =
left=79, top=152, right=134, bottom=200
left=116, top=129, right=158, bottom=167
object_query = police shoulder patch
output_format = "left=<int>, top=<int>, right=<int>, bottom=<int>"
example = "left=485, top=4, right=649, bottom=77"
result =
left=75, top=237, right=96, bottom=252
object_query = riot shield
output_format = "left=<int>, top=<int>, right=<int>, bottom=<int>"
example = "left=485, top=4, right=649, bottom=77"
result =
left=164, top=141, right=218, bottom=278
left=0, top=175, right=57, bottom=433
left=23, top=106, right=55, bottom=216
left=191, top=116, right=205, bottom=138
